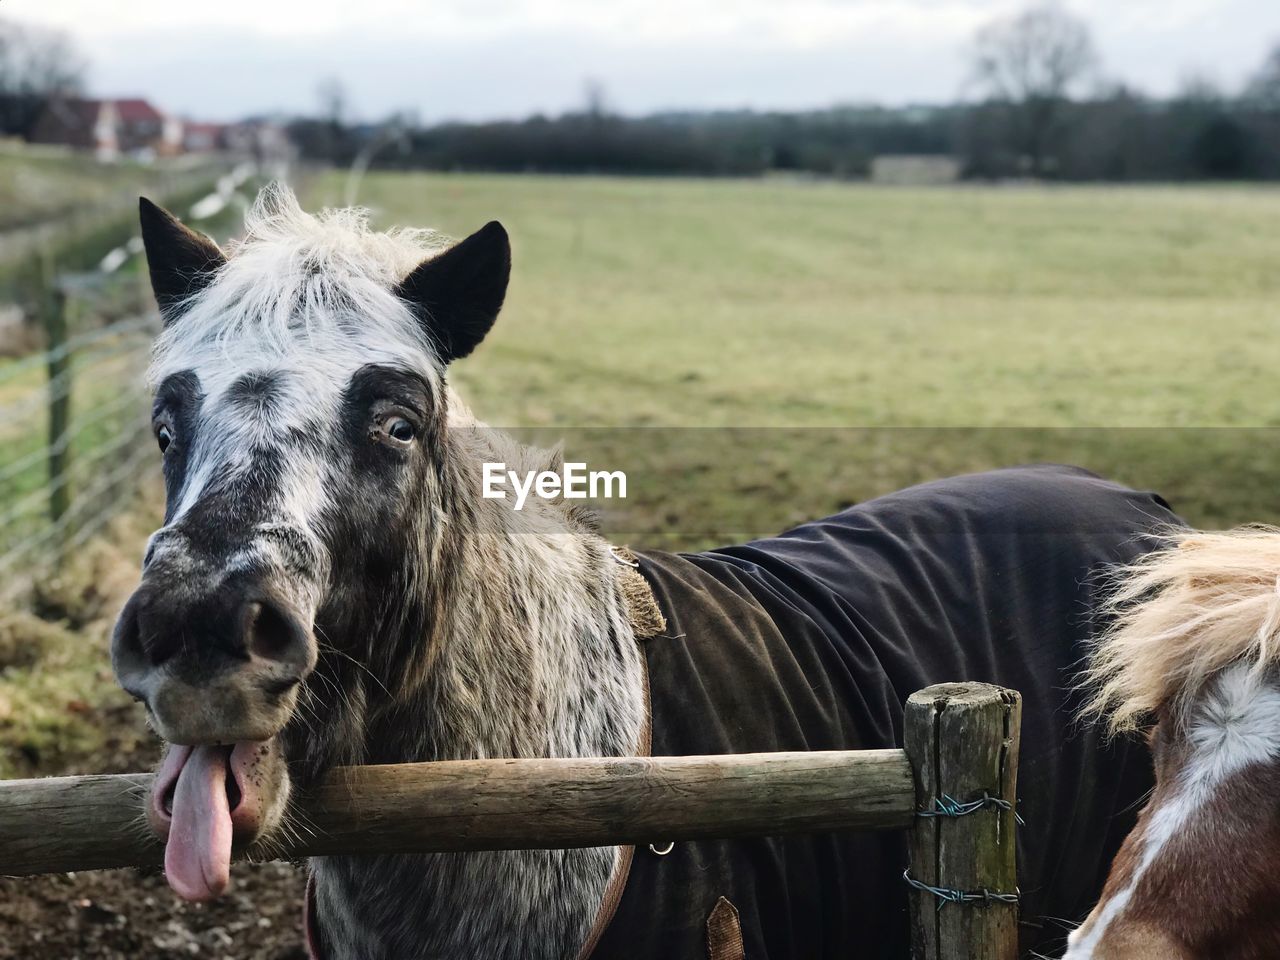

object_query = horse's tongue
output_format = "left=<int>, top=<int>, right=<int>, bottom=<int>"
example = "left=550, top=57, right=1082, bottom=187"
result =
left=164, top=744, right=233, bottom=902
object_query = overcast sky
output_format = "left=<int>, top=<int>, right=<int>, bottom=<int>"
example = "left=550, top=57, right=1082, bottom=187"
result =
left=7, top=0, right=1279, bottom=123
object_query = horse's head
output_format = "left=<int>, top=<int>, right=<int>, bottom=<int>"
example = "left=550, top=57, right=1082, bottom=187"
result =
left=1066, top=531, right=1280, bottom=960
left=111, top=186, right=509, bottom=900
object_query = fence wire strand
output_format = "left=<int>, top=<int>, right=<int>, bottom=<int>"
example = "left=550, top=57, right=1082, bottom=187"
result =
left=0, top=442, right=155, bottom=581
left=0, top=315, right=155, bottom=387
left=0, top=310, right=156, bottom=601
left=0, top=164, right=255, bottom=603
left=0, top=383, right=150, bottom=487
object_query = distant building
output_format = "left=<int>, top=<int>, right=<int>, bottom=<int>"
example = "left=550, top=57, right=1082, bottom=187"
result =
left=223, top=118, right=294, bottom=163
left=870, top=155, right=961, bottom=185
left=30, top=97, right=116, bottom=156
left=31, top=97, right=183, bottom=159
left=182, top=121, right=227, bottom=153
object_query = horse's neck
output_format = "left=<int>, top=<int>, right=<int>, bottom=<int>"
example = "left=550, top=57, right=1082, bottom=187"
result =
left=312, top=501, right=647, bottom=960
left=418, top=528, right=647, bottom=762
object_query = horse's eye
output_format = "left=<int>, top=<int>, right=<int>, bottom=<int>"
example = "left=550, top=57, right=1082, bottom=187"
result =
left=379, top=416, right=415, bottom=445
left=156, top=424, right=174, bottom=454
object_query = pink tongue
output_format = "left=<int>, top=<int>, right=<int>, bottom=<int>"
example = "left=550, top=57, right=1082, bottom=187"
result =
left=164, top=745, right=234, bottom=902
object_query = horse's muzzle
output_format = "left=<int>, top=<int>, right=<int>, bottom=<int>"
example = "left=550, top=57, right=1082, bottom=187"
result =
left=111, top=577, right=316, bottom=745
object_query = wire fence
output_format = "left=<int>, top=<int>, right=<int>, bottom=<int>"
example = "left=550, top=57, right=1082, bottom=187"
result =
left=0, top=161, right=264, bottom=604
left=0, top=287, right=157, bottom=602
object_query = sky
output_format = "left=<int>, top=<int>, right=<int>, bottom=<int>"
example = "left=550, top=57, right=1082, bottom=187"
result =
left=6, top=0, right=1279, bottom=123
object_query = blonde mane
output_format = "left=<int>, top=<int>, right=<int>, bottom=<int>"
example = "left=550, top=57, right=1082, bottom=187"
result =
left=1084, top=526, right=1280, bottom=732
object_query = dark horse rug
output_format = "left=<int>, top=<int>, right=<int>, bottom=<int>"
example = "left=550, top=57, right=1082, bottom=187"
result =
left=587, top=465, right=1181, bottom=960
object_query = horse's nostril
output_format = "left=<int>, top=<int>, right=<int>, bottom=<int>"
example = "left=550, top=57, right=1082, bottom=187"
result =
left=162, top=778, right=176, bottom=817
left=112, top=591, right=156, bottom=675
left=246, top=600, right=303, bottom=664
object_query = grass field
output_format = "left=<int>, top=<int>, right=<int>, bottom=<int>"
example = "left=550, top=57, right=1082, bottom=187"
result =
left=0, top=148, right=161, bottom=232
left=307, top=173, right=1280, bottom=535
left=319, top=174, right=1280, bottom=428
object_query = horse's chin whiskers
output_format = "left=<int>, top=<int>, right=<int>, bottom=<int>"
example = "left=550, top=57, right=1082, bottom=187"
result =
left=1037, top=915, right=1082, bottom=931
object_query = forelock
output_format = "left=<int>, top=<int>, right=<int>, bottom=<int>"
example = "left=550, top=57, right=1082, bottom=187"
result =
left=147, top=182, right=453, bottom=389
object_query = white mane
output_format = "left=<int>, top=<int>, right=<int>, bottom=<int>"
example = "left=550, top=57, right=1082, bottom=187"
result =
left=148, top=183, right=454, bottom=386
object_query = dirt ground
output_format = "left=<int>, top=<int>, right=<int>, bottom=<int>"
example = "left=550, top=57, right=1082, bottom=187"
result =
left=0, top=863, right=308, bottom=960
left=0, top=723, right=310, bottom=960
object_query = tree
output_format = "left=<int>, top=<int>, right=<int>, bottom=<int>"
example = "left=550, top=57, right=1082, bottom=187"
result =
left=969, top=2, right=1097, bottom=177
left=292, top=76, right=355, bottom=165
left=582, top=78, right=609, bottom=120
left=1242, top=43, right=1280, bottom=177
left=317, top=76, right=347, bottom=129
left=1245, top=42, right=1280, bottom=110
left=0, top=18, right=86, bottom=137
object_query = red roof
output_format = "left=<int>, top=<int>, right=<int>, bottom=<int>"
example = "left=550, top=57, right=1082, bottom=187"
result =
left=184, top=121, right=225, bottom=136
left=111, top=98, right=165, bottom=123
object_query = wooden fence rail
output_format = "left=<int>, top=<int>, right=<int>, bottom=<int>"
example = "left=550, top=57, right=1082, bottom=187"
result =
left=0, top=750, right=914, bottom=873
left=0, top=682, right=1021, bottom=960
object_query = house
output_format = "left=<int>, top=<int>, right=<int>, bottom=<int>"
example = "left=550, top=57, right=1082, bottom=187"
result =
left=31, top=97, right=183, bottom=159
left=182, top=121, right=227, bottom=153
left=114, top=98, right=183, bottom=156
left=223, top=118, right=294, bottom=162
left=30, top=97, right=117, bottom=156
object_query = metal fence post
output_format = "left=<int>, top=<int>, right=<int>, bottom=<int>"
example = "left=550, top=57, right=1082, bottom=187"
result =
left=905, top=682, right=1022, bottom=960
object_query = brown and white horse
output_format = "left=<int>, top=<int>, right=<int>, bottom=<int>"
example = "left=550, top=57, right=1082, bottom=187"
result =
left=1066, top=528, right=1280, bottom=960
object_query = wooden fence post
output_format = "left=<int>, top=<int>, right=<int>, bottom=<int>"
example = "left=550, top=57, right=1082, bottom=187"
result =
left=905, top=682, right=1022, bottom=960
left=41, top=256, right=71, bottom=527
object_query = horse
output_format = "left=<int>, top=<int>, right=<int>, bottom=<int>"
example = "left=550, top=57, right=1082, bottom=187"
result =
left=113, top=183, right=1182, bottom=960
left=1064, top=529, right=1280, bottom=960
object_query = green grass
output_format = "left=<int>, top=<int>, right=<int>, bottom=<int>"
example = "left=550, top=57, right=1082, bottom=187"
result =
left=305, top=173, right=1280, bottom=534
left=320, top=175, right=1280, bottom=429
left=0, top=148, right=163, bottom=232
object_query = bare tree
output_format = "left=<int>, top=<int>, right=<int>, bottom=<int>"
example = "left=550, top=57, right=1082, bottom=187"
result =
left=0, top=18, right=84, bottom=95
left=0, top=18, right=85, bottom=137
left=969, top=2, right=1097, bottom=176
left=583, top=78, right=609, bottom=119
left=317, top=76, right=347, bottom=129
left=1245, top=43, right=1280, bottom=110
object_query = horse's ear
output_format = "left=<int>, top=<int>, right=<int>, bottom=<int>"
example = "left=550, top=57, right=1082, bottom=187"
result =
left=139, top=197, right=226, bottom=324
left=395, top=221, right=510, bottom=363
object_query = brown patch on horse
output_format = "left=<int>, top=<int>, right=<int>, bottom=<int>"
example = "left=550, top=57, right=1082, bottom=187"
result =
left=1124, top=760, right=1280, bottom=959
left=1093, top=922, right=1191, bottom=960
left=1077, top=712, right=1280, bottom=959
